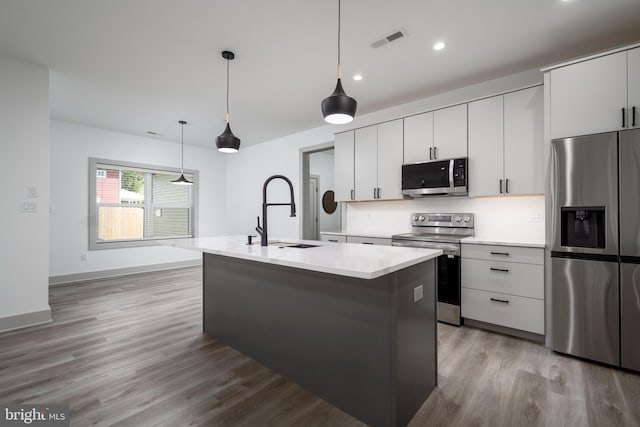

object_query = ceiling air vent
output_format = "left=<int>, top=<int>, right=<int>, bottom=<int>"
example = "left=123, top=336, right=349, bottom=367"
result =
left=370, top=28, right=408, bottom=49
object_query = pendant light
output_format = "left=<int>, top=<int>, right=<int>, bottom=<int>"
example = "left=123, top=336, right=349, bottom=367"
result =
left=321, top=0, right=357, bottom=124
left=172, top=120, right=193, bottom=185
left=216, top=50, right=241, bottom=153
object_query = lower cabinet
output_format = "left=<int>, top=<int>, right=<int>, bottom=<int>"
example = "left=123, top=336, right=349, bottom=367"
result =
left=461, top=243, right=544, bottom=335
left=319, top=233, right=391, bottom=246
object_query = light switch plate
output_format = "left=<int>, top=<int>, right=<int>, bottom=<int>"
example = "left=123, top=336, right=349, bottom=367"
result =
left=21, top=201, right=38, bottom=213
left=413, top=285, right=424, bottom=303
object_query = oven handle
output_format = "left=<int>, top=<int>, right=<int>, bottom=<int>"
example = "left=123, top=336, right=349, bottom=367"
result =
left=391, top=240, right=460, bottom=256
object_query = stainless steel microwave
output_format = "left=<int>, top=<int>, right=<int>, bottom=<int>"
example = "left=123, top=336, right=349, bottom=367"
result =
left=401, top=158, right=468, bottom=197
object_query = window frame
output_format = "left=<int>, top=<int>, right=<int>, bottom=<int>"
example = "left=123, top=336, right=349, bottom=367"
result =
left=89, top=157, right=199, bottom=250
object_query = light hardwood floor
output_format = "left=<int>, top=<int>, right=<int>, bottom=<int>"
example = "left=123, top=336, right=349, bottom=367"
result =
left=1, top=266, right=639, bottom=426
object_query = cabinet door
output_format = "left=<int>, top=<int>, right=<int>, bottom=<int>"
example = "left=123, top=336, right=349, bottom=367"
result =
left=550, top=51, right=627, bottom=139
left=468, top=95, right=504, bottom=197
left=433, top=104, right=468, bottom=159
left=403, top=112, right=433, bottom=163
left=334, top=131, right=355, bottom=202
left=504, top=86, right=544, bottom=195
left=628, top=47, right=640, bottom=129
left=377, top=119, right=403, bottom=200
left=354, top=125, right=378, bottom=201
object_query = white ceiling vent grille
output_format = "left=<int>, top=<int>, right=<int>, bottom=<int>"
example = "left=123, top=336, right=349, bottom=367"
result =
left=370, top=28, right=408, bottom=49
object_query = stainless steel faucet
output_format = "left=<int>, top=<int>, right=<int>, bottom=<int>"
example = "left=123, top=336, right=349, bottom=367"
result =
left=256, top=175, right=297, bottom=246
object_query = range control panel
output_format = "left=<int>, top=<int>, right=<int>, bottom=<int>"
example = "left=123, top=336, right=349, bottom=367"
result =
left=411, top=213, right=474, bottom=228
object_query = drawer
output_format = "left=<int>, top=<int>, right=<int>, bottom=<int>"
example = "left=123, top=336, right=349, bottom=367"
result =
left=461, top=244, right=543, bottom=265
left=462, top=288, right=544, bottom=334
left=321, top=234, right=347, bottom=243
left=346, top=236, right=392, bottom=246
left=462, top=258, right=543, bottom=299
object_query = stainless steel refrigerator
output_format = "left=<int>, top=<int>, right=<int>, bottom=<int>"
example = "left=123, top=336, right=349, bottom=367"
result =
left=550, top=129, right=640, bottom=371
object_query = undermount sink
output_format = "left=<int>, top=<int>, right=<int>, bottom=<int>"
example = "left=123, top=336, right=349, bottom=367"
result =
left=268, top=241, right=320, bottom=249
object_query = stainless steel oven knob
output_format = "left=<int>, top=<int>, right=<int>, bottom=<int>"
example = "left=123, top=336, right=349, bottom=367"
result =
left=463, top=216, right=471, bottom=222
left=413, top=215, right=419, bottom=222
left=418, top=215, right=426, bottom=221
left=454, top=216, right=462, bottom=222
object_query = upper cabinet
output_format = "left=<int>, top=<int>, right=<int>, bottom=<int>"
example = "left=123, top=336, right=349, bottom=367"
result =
left=334, top=131, right=355, bottom=202
left=469, top=86, right=544, bottom=197
left=433, top=104, right=468, bottom=160
left=549, top=47, right=640, bottom=139
left=335, top=120, right=403, bottom=202
left=403, top=104, right=467, bottom=163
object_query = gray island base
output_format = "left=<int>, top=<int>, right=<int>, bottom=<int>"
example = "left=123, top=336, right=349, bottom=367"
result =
left=203, top=252, right=437, bottom=427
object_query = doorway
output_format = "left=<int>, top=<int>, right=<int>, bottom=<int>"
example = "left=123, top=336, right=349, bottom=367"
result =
left=300, top=144, right=341, bottom=240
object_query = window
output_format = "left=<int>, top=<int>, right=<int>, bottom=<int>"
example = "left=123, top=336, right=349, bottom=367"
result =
left=89, top=158, right=198, bottom=249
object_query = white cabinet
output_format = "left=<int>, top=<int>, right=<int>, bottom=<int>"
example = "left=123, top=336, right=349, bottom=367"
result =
left=468, top=86, right=543, bottom=197
left=629, top=47, right=640, bottom=128
left=346, top=236, right=391, bottom=246
left=433, top=104, right=468, bottom=159
left=549, top=47, right=640, bottom=139
left=504, top=87, right=544, bottom=195
left=403, top=105, right=467, bottom=164
left=354, top=125, right=378, bottom=201
left=334, top=131, right=355, bottom=202
left=336, top=120, right=403, bottom=202
left=320, top=234, right=347, bottom=243
left=403, top=112, right=433, bottom=163
left=461, top=243, right=544, bottom=335
left=376, top=120, right=403, bottom=200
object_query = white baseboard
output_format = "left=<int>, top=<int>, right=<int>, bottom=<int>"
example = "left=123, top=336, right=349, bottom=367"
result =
left=49, top=260, right=202, bottom=286
left=0, top=308, right=52, bottom=333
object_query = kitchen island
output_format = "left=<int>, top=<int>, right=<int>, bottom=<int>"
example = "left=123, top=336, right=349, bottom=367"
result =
left=166, top=236, right=441, bottom=427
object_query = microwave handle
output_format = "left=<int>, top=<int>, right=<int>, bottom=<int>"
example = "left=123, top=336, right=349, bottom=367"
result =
left=449, top=159, right=454, bottom=187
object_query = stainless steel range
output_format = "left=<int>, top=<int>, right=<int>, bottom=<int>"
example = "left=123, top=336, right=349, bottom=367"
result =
left=392, top=213, right=474, bottom=326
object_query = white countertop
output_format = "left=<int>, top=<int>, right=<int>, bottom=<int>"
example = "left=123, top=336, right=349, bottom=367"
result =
left=164, top=236, right=441, bottom=280
left=462, top=237, right=545, bottom=249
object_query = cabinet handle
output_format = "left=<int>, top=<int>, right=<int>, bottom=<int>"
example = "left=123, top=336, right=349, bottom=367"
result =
left=429, top=147, right=433, bottom=160
left=377, top=188, right=381, bottom=198
left=505, top=178, right=509, bottom=194
left=351, top=189, right=354, bottom=200
left=633, top=106, right=637, bottom=127
left=434, top=146, right=438, bottom=159
left=499, top=179, right=503, bottom=194
left=490, top=267, right=510, bottom=273
left=490, top=297, right=510, bottom=304
left=490, top=251, right=510, bottom=256
left=622, top=107, right=626, bottom=128
left=328, top=239, right=339, bottom=242
left=362, top=242, right=374, bottom=245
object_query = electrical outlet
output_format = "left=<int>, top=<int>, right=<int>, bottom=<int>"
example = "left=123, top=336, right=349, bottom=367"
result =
left=413, top=285, right=424, bottom=303
left=81, top=253, right=88, bottom=261
left=21, top=201, right=38, bottom=213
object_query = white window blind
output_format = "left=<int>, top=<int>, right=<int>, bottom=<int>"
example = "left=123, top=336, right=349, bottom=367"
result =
left=89, top=158, right=197, bottom=249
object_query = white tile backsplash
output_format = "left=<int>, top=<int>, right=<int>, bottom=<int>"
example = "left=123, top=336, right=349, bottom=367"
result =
left=345, top=196, right=545, bottom=242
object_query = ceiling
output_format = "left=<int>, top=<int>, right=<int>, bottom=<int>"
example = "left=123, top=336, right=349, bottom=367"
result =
left=1, top=0, right=640, bottom=148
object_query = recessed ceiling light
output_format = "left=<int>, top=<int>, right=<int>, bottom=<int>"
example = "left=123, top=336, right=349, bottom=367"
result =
left=353, top=74, right=363, bottom=81
left=433, top=41, right=446, bottom=51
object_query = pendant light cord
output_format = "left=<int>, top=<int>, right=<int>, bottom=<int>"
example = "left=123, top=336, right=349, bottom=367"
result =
left=337, top=0, right=341, bottom=78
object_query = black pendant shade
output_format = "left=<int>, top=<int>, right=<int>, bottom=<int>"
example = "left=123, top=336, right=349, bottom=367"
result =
left=321, top=0, right=357, bottom=124
left=216, top=122, right=241, bottom=153
left=216, top=50, right=241, bottom=153
left=321, top=78, right=357, bottom=124
left=172, top=120, right=193, bottom=185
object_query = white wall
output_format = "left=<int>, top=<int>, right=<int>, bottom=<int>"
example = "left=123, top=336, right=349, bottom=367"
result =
left=0, top=55, right=51, bottom=326
left=226, top=68, right=544, bottom=239
left=345, top=196, right=544, bottom=242
left=309, top=150, right=340, bottom=233
left=49, top=120, right=227, bottom=278
left=225, top=126, right=334, bottom=238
